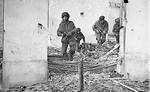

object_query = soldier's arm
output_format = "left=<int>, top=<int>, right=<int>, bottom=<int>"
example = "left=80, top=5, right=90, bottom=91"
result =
left=112, top=24, right=116, bottom=33
left=57, top=23, right=63, bottom=36
left=115, top=25, right=124, bottom=33
left=92, top=25, right=96, bottom=31
left=118, top=26, right=124, bottom=30
left=70, top=21, right=76, bottom=31
left=92, top=21, right=98, bottom=31
left=104, top=21, right=109, bottom=33
left=81, top=32, right=85, bottom=43
left=92, top=22, right=101, bottom=34
left=82, top=35, right=85, bottom=43
left=66, top=21, right=76, bottom=36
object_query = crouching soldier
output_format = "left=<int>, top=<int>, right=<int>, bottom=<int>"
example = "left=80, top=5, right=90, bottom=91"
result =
left=57, top=12, right=76, bottom=61
left=74, top=28, right=85, bottom=52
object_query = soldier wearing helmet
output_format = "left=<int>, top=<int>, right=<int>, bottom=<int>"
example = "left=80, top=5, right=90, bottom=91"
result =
left=57, top=12, right=76, bottom=61
left=74, top=28, right=85, bottom=52
left=112, top=18, right=124, bottom=43
left=61, top=12, right=70, bottom=19
left=92, top=16, right=109, bottom=47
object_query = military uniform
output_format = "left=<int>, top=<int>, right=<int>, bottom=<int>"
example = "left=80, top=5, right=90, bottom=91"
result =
left=93, top=16, right=109, bottom=46
left=57, top=12, right=76, bottom=61
left=112, top=18, right=123, bottom=43
left=74, top=28, right=85, bottom=52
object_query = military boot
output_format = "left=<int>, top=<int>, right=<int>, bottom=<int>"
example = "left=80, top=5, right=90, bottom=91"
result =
left=63, top=53, right=69, bottom=60
left=68, top=50, right=75, bottom=61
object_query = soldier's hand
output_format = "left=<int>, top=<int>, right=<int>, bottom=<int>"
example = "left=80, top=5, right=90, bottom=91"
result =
left=57, top=33, right=63, bottom=36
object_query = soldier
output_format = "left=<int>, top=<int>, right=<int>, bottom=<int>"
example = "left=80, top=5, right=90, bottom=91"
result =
left=112, top=18, right=123, bottom=43
left=92, top=16, right=109, bottom=46
left=57, top=12, right=76, bottom=61
left=74, top=28, right=85, bottom=52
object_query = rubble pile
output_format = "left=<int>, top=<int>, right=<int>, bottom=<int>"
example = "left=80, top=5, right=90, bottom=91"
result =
left=46, top=41, right=149, bottom=92
left=48, top=41, right=119, bottom=74
left=73, top=41, right=118, bottom=64
left=1, top=41, right=149, bottom=92
left=47, top=46, right=61, bottom=56
left=2, top=71, right=149, bottom=92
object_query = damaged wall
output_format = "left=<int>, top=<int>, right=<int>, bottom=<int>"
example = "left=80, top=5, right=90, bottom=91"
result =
left=125, top=0, right=149, bottom=81
left=148, top=1, right=150, bottom=77
left=0, top=0, right=3, bottom=50
left=3, top=0, right=48, bottom=88
left=2, top=0, right=149, bottom=88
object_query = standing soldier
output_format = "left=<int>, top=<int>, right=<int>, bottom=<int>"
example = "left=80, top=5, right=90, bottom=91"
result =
left=112, top=18, right=123, bottom=43
left=57, top=12, right=76, bottom=61
left=74, top=28, right=85, bottom=52
left=92, top=16, right=109, bottom=47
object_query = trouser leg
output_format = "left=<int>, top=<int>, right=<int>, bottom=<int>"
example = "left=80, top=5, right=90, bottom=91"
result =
left=116, top=35, right=119, bottom=43
left=76, top=42, right=80, bottom=52
left=101, top=34, right=106, bottom=44
left=62, top=43, right=68, bottom=59
left=96, top=33, right=102, bottom=47
left=69, top=42, right=76, bottom=61
left=115, top=35, right=119, bottom=52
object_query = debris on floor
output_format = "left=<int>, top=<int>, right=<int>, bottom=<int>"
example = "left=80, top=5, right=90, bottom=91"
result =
left=1, top=41, right=149, bottom=92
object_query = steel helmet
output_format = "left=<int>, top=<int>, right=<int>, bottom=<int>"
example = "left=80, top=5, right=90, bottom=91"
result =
left=99, top=16, right=105, bottom=20
left=115, top=18, right=120, bottom=22
left=61, top=12, right=70, bottom=18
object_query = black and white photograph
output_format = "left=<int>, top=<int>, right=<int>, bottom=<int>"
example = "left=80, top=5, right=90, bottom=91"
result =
left=0, top=0, right=150, bottom=92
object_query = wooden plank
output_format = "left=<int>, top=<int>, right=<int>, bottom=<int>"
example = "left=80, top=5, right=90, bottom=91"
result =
left=104, top=44, right=120, bottom=57
left=98, top=44, right=120, bottom=61
left=78, top=58, right=84, bottom=91
left=112, top=80, right=139, bottom=92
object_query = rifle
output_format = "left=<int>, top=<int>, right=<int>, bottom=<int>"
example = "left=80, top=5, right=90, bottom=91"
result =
left=94, top=24, right=104, bottom=34
left=62, top=31, right=74, bottom=38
